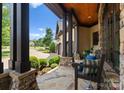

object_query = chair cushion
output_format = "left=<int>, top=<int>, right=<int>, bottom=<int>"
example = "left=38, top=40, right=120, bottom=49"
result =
left=86, top=55, right=96, bottom=60
left=78, top=60, right=99, bottom=76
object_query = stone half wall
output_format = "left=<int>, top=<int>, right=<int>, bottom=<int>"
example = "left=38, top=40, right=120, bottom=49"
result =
left=9, top=69, right=39, bottom=90
left=0, top=69, right=38, bottom=90
left=0, top=72, right=11, bottom=90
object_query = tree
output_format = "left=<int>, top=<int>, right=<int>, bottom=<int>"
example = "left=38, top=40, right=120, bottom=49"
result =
left=2, top=4, right=10, bottom=46
left=49, top=42, right=56, bottom=53
left=38, top=38, right=43, bottom=46
left=42, top=28, right=53, bottom=47
left=31, top=38, right=43, bottom=47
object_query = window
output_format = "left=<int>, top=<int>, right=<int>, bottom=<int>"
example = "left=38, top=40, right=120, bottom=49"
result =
left=93, top=32, right=99, bottom=45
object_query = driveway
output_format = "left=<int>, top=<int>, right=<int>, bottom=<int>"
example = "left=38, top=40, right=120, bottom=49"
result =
left=29, top=48, right=50, bottom=59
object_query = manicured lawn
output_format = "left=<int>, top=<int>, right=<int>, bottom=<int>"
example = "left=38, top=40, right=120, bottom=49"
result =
left=2, top=50, right=10, bottom=57
left=31, top=46, right=50, bottom=53
left=2, top=46, right=10, bottom=57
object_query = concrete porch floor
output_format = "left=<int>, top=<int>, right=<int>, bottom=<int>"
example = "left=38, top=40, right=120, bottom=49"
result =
left=37, top=66, right=97, bottom=90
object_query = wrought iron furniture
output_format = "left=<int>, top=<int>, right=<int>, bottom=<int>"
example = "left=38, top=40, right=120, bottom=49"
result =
left=72, top=54, right=105, bottom=90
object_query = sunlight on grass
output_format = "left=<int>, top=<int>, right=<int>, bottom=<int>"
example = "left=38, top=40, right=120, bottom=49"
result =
left=2, top=46, right=10, bottom=57
left=2, top=50, right=10, bottom=57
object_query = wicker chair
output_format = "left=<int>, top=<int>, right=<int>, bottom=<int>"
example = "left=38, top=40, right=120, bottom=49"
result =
left=72, top=54, right=105, bottom=90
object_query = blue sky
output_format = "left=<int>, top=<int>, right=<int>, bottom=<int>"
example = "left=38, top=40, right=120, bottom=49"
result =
left=29, top=3, right=59, bottom=40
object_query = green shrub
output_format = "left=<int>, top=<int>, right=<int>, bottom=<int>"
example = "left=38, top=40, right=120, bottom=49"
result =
left=39, top=58, right=47, bottom=66
left=48, top=56, right=60, bottom=66
left=50, top=63, right=58, bottom=69
left=49, top=42, right=56, bottom=53
left=39, top=58, right=47, bottom=69
left=30, top=56, right=39, bottom=69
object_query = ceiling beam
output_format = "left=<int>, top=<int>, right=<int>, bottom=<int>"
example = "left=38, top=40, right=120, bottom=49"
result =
left=71, top=9, right=81, bottom=26
left=97, top=4, right=100, bottom=13
left=45, top=3, right=65, bottom=18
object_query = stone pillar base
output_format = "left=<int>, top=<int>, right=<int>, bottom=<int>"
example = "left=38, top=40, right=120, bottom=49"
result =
left=0, top=72, right=11, bottom=90
left=59, top=57, right=72, bottom=66
left=9, top=69, right=39, bottom=90
left=8, top=59, right=15, bottom=70
left=0, top=62, right=3, bottom=73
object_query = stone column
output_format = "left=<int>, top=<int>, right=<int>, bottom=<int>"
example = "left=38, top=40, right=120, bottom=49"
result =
left=9, top=3, right=38, bottom=90
left=67, top=11, right=73, bottom=57
left=9, top=3, right=17, bottom=70
left=98, top=4, right=105, bottom=51
left=0, top=4, right=3, bottom=73
left=77, top=25, right=79, bottom=53
left=120, top=3, right=124, bottom=90
left=62, top=13, right=67, bottom=57
left=15, top=3, right=30, bottom=73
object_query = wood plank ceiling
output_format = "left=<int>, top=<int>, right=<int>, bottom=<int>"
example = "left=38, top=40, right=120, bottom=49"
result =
left=62, top=3, right=99, bottom=27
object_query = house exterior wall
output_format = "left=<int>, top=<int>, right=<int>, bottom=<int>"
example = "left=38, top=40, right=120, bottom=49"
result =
left=56, top=24, right=99, bottom=56
left=78, top=26, right=91, bottom=54
left=78, top=24, right=98, bottom=54
left=56, top=34, right=63, bottom=56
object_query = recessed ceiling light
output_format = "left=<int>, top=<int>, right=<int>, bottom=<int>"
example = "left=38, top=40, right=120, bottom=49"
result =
left=88, top=16, right=91, bottom=19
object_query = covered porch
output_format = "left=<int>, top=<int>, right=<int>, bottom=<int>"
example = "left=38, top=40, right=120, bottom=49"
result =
left=0, top=3, right=121, bottom=90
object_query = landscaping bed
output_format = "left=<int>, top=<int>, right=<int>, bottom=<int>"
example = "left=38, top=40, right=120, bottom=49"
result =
left=30, top=55, right=60, bottom=75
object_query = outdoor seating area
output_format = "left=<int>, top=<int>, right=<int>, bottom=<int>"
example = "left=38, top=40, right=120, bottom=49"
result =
left=72, top=52, right=105, bottom=90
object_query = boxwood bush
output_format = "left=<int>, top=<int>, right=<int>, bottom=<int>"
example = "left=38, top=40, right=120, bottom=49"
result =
left=39, top=58, right=47, bottom=70
left=48, top=56, right=60, bottom=66
left=50, top=63, right=58, bottom=69
left=30, top=55, right=60, bottom=72
left=30, top=56, right=39, bottom=69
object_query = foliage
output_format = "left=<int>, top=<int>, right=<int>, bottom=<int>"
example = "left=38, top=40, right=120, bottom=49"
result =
left=81, top=49, right=91, bottom=59
left=39, top=58, right=47, bottom=66
left=48, top=56, right=60, bottom=66
left=42, top=28, right=53, bottom=47
left=37, top=47, right=45, bottom=51
left=39, top=58, right=47, bottom=69
left=2, top=50, right=10, bottom=57
left=30, top=56, right=47, bottom=70
left=49, top=42, right=56, bottom=53
left=2, top=4, right=10, bottom=46
left=2, top=46, right=10, bottom=49
left=50, top=63, right=58, bottom=69
left=30, top=56, right=39, bottom=69
left=32, top=38, right=43, bottom=47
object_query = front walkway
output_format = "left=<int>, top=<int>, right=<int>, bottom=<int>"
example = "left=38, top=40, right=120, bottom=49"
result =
left=37, top=66, right=97, bottom=90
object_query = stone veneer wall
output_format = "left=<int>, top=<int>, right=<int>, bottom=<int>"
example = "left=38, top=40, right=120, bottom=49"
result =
left=9, top=69, right=39, bottom=90
left=98, top=4, right=105, bottom=50
left=98, top=4, right=120, bottom=90
left=120, top=4, right=124, bottom=90
left=0, top=69, right=38, bottom=90
left=0, top=72, right=11, bottom=90
left=59, top=57, right=72, bottom=66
